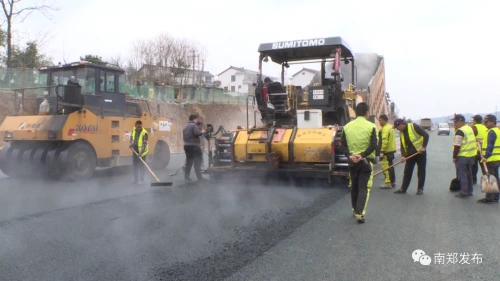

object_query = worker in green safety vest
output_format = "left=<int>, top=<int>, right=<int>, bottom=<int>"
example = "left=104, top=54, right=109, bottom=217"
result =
left=341, top=102, right=378, bottom=224
left=477, top=114, right=500, bottom=204
left=471, top=114, right=488, bottom=184
left=377, top=114, right=397, bottom=189
left=393, top=118, right=429, bottom=195
left=129, top=120, right=149, bottom=184
left=451, top=114, right=477, bottom=198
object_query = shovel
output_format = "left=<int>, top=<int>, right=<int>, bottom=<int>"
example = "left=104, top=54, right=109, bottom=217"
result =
left=373, top=152, right=420, bottom=176
left=131, top=148, right=172, bottom=187
left=478, top=146, right=499, bottom=193
left=168, top=160, right=186, bottom=176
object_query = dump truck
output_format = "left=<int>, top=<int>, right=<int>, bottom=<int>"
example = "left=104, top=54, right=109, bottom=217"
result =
left=420, top=118, right=432, bottom=131
left=203, top=36, right=360, bottom=183
left=0, top=61, right=176, bottom=181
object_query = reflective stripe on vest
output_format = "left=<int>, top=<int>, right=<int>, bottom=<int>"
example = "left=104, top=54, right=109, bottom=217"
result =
left=474, top=123, right=488, bottom=142
left=457, top=125, right=477, bottom=157
left=131, top=128, right=149, bottom=157
left=343, top=116, right=378, bottom=160
left=401, top=123, right=423, bottom=151
left=481, top=127, right=500, bottom=162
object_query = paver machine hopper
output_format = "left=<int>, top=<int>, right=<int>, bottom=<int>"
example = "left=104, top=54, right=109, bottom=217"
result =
left=204, top=37, right=359, bottom=183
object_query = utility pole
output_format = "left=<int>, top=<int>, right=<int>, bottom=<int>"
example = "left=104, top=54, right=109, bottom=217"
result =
left=192, top=50, right=196, bottom=86
left=201, top=59, right=205, bottom=86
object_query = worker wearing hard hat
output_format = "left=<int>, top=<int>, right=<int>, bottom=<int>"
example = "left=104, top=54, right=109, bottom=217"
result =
left=340, top=102, right=378, bottom=223
left=393, top=118, right=429, bottom=195
left=377, top=114, right=397, bottom=189
left=471, top=115, right=488, bottom=184
left=477, top=114, right=500, bottom=204
left=451, top=114, right=477, bottom=198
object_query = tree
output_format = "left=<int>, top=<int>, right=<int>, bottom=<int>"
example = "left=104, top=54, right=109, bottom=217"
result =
left=0, top=0, right=58, bottom=68
left=125, top=33, right=208, bottom=85
left=80, top=54, right=107, bottom=65
left=9, top=40, right=52, bottom=68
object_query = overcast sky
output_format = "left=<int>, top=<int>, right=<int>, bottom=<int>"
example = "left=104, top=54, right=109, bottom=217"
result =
left=12, top=0, right=499, bottom=120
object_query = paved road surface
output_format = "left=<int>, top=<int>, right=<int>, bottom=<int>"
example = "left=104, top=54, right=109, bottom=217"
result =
left=1, top=131, right=499, bottom=281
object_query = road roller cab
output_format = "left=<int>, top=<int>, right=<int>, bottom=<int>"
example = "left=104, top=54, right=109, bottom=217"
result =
left=0, top=61, right=176, bottom=181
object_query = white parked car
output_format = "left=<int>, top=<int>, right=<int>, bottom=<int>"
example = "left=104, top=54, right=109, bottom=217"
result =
left=437, top=123, right=451, bottom=136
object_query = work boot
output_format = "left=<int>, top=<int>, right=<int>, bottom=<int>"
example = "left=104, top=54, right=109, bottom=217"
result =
left=477, top=198, right=496, bottom=204
left=416, top=189, right=423, bottom=195
left=379, top=183, right=392, bottom=189
left=394, top=189, right=406, bottom=194
left=455, top=193, right=468, bottom=198
left=355, top=214, right=365, bottom=223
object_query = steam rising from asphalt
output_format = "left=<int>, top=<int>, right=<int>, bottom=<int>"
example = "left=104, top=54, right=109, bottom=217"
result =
left=0, top=162, right=337, bottom=280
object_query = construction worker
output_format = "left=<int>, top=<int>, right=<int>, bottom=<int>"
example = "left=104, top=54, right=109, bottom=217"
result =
left=393, top=118, right=429, bottom=195
left=471, top=115, right=488, bottom=184
left=129, top=120, right=148, bottom=184
left=477, top=114, right=500, bottom=204
left=340, top=102, right=378, bottom=223
left=451, top=114, right=477, bottom=198
left=377, top=114, right=397, bottom=189
left=183, top=114, right=206, bottom=182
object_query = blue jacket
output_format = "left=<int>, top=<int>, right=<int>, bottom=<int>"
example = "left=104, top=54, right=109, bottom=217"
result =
left=485, top=129, right=497, bottom=158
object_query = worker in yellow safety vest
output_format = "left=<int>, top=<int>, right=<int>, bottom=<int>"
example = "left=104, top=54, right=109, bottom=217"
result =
left=341, top=102, right=378, bottom=223
left=451, top=114, right=477, bottom=198
left=393, top=118, right=429, bottom=195
left=471, top=115, right=488, bottom=184
left=377, top=114, right=397, bottom=189
left=477, top=114, right=500, bottom=204
left=129, top=120, right=149, bottom=184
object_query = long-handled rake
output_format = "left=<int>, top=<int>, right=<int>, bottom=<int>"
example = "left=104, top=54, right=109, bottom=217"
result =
left=373, top=152, right=419, bottom=176
left=478, top=145, right=499, bottom=193
left=131, top=148, right=173, bottom=187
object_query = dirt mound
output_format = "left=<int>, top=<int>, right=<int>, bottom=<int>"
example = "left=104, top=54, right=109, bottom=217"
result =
left=0, top=92, right=262, bottom=153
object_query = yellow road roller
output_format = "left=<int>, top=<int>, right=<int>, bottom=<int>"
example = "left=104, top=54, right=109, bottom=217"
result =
left=0, top=61, right=176, bottom=181
left=204, top=36, right=360, bottom=182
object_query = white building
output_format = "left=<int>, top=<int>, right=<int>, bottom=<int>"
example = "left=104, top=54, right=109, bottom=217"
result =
left=216, top=66, right=279, bottom=95
left=288, top=68, right=321, bottom=88
left=137, top=64, right=214, bottom=87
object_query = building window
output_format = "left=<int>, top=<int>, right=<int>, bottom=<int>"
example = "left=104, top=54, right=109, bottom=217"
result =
left=205, top=77, right=212, bottom=83
left=231, top=75, right=236, bottom=82
left=231, top=86, right=235, bottom=92
left=224, top=87, right=228, bottom=92
left=238, top=85, right=241, bottom=89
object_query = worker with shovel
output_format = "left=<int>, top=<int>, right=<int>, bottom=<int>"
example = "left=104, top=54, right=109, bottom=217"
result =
left=451, top=114, right=477, bottom=198
left=393, top=118, right=429, bottom=195
left=183, top=114, right=206, bottom=182
left=477, top=114, right=500, bottom=204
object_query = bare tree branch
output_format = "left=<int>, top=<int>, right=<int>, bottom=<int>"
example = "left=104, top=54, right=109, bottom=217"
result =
left=0, top=0, right=59, bottom=68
